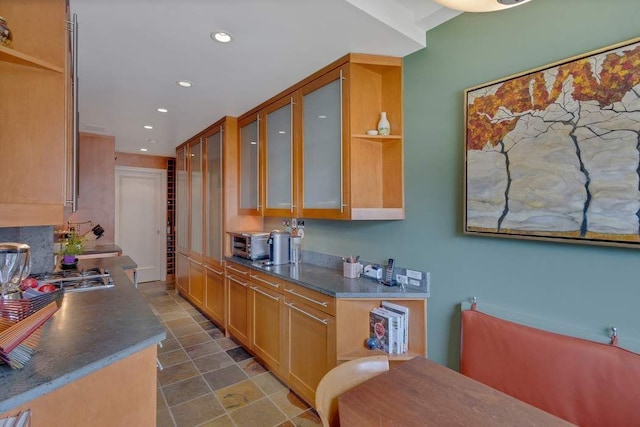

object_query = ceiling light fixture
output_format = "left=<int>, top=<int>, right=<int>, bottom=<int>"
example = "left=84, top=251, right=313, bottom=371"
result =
left=148, top=139, right=157, bottom=144
left=211, top=31, right=232, bottom=43
left=177, top=80, right=193, bottom=88
left=157, top=108, right=168, bottom=113
left=433, top=0, right=532, bottom=12
left=143, top=125, right=153, bottom=129
left=140, top=148, right=148, bottom=152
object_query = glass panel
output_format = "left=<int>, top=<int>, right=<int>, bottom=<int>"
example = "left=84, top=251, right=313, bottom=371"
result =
left=206, top=131, right=222, bottom=260
left=240, top=119, right=258, bottom=210
left=190, top=140, right=203, bottom=254
left=303, top=78, right=341, bottom=209
left=176, top=148, right=188, bottom=251
left=266, top=102, right=292, bottom=210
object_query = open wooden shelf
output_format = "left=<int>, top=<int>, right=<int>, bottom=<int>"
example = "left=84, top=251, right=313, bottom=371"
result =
left=352, top=134, right=402, bottom=141
left=0, top=45, right=64, bottom=73
left=338, top=348, right=422, bottom=362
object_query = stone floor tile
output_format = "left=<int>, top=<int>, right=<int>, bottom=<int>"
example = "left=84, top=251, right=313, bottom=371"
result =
left=177, top=331, right=212, bottom=348
left=163, top=375, right=211, bottom=407
left=207, top=328, right=225, bottom=339
left=252, top=372, right=287, bottom=395
left=193, top=351, right=235, bottom=374
left=270, top=389, right=310, bottom=418
left=165, top=317, right=198, bottom=329
left=171, top=323, right=204, bottom=338
left=215, top=379, right=265, bottom=411
left=237, top=357, right=267, bottom=377
left=199, top=414, right=236, bottom=427
left=226, top=346, right=252, bottom=362
left=184, top=340, right=223, bottom=360
left=289, top=409, right=322, bottom=427
left=157, top=387, right=168, bottom=412
left=156, top=408, right=176, bottom=427
left=170, top=393, right=225, bottom=427
left=158, top=348, right=190, bottom=368
left=276, top=421, right=296, bottom=427
left=160, top=310, right=191, bottom=322
left=229, top=397, right=287, bottom=427
left=158, top=337, right=182, bottom=354
left=199, top=320, right=218, bottom=331
left=215, top=337, right=240, bottom=350
left=202, top=365, right=248, bottom=391
left=157, top=360, right=199, bottom=387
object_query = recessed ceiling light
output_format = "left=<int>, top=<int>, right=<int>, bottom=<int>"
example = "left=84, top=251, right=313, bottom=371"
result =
left=177, top=80, right=193, bottom=88
left=143, top=125, right=153, bottom=129
left=148, top=139, right=157, bottom=144
left=318, top=115, right=327, bottom=119
left=278, top=131, right=286, bottom=134
left=140, top=148, right=148, bottom=152
left=250, top=141, right=257, bottom=145
left=157, top=108, right=168, bottom=113
left=211, top=31, right=232, bottom=43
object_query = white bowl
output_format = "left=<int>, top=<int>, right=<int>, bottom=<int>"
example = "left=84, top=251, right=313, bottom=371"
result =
left=366, top=130, right=379, bottom=136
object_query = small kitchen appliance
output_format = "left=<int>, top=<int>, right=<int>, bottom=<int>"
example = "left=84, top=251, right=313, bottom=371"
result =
left=228, top=231, right=269, bottom=261
left=267, top=230, right=290, bottom=266
left=0, top=243, right=31, bottom=298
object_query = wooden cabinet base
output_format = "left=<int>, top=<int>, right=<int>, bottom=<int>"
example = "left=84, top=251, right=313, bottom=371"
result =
left=0, top=346, right=158, bottom=426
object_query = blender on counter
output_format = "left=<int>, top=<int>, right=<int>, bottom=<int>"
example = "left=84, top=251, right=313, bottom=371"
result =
left=0, top=243, right=31, bottom=299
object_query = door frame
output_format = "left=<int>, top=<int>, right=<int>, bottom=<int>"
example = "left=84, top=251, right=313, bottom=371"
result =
left=115, top=166, right=167, bottom=282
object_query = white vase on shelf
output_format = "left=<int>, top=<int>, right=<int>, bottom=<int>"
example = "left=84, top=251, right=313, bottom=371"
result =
left=377, top=112, right=390, bottom=135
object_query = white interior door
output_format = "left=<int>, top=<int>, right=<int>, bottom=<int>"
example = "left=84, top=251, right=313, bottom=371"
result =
left=115, top=166, right=166, bottom=283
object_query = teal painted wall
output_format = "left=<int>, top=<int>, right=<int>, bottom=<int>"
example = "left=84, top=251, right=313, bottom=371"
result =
left=297, top=0, right=640, bottom=368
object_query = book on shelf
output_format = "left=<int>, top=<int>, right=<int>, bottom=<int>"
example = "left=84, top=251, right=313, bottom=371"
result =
left=369, top=308, right=395, bottom=354
left=371, top=307, right=402, bottom=354
left=381, top=301, right=409, bottom=353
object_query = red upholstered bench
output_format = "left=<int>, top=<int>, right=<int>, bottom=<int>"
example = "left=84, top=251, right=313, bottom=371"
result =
left=461, top=307, right=640, bottom=426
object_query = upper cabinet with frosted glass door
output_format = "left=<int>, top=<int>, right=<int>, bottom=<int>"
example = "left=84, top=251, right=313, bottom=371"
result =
left=176, top=146, right=188, bottom=254
left=262, top=95, right=296, bottom=217
left=238, top=114, right=262, bottom=215
left=189, top=138, right=204, bottom=259
left=204, top=127, right=223, bottom=263
left=298, top=67, right=349, bottom=219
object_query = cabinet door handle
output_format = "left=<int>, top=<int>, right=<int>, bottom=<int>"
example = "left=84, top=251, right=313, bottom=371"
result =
left=339, top=69, right=345, bottom=213
left=227, top=275, right=248, bottom=287
left=226, top=265, right=248, bottom=276
left=189, top=258, right=203, bottom=266
left=290, top=96, right=295, bottom=213
left=285, top=302, right=328, bottom=325
left=256, top=113, right=261, bottom=212
left=250, top=274, right=279, bottom=289
left=204, top=265, right=223, bottom=275
left=285, top=288, right=328, bottom=307
left=250, top=286, right=280, bottom=301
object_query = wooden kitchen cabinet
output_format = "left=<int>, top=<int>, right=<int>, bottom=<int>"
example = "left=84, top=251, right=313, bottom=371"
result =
left=240, top=53, right=404, bottom=220
left=249, top=279, right=286, bottom=377
left=175, top=147, right=188, bottom=255
left=285, top=297, right=336, bottom=405
left=203, top=262, right=225, bottom=327
left=0, top=0, right=69, bottom=227
left=176, top=253, right=189, bottom=296
left=189, top=138, right=204, bottom=259
left=225, top=262, right=251, bottom=347
left=188, top=259, right=204, bottom=306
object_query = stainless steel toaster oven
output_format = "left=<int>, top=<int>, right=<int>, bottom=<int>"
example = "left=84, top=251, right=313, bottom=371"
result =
left=228, top=231, right=269, bottom=260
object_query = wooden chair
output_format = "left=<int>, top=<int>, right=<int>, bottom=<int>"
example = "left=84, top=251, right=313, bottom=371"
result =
left=315, top=355, right=390, bottom=427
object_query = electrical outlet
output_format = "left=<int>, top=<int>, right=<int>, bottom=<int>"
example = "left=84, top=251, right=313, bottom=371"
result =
left=298, top=219, right=305, bottom=228
left=291, top=218, right=297, bottom=228
left=406, top=269, right=422, bottom=280
left=396, top=274, right=408, bottom=285
left=408, top=279, right=420, bottom=287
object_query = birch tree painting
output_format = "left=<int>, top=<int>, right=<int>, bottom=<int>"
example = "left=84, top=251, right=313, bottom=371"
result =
left=465, top=39, right=640, bottom=246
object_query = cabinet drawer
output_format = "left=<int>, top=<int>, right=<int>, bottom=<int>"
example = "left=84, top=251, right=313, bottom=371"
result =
left=225, top=262, right=250, bottom=277
left=249, top=269, right=283, bottom=293
left=283, top=281, right=335, bottom=316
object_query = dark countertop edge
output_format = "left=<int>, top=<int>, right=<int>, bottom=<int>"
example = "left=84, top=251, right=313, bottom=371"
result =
left=225, top=256, right=430, bottom=299
left=79, top=244, right=123, bottom=255
left=0, top=333, right=164, bottom=413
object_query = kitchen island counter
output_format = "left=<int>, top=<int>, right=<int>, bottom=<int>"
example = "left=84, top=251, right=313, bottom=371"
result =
left=0, top=256, right=165, bottom=417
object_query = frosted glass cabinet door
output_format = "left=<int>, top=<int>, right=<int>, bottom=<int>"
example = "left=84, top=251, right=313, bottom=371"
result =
left=239, top=118, right=259, bottom=212
left=190, top=139, right=203, bottom=255
left=302, top=75, right=342, bottom=210
left=265, top=98, right=293, bottom=213
left=176, top=147, right=188, bottom=253
left=206, top=131, right=223, bottom=261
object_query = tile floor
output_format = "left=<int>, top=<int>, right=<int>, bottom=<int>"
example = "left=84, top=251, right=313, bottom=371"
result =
left=138, top=280, right=322, bottom=427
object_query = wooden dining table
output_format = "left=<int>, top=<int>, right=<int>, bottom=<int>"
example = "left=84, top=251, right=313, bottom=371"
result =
left=338, top=356, right=576, bottom=426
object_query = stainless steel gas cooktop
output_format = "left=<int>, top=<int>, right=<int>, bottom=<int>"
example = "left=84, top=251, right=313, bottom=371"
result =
left=30, top=267, right=114, bottom=293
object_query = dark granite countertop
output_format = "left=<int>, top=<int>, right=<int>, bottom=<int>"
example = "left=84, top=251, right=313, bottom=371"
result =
left=226, top=256, right=430, bottom=298
left=0, top=256, right=165, bottom=413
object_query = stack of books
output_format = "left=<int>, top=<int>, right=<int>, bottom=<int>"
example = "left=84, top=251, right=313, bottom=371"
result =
left=368, top=301, right=409, bottom=354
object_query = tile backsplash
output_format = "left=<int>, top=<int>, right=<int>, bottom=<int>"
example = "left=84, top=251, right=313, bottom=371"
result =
left=0, top=226, right=54, bottom=274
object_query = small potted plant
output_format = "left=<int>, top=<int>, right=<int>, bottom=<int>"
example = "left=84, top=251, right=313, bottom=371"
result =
left=61, top=231, right=84, bottom=265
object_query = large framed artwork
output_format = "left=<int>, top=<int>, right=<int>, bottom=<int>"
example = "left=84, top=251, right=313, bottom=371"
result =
left=464, top=37, right=640, bottom=248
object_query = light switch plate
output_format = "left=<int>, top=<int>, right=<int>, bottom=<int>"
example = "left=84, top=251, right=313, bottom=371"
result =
left=406, top=269, right=422, bottom=280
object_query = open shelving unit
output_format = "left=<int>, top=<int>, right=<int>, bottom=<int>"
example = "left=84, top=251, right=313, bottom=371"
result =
left=166, top=158, right=176, bottom=278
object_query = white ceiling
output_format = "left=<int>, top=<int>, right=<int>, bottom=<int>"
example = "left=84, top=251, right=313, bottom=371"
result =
left=70, top=0, right=460, bottom=157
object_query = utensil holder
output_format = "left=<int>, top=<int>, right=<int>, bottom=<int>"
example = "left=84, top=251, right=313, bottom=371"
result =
left=343, top=262, right=363, bottom=279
